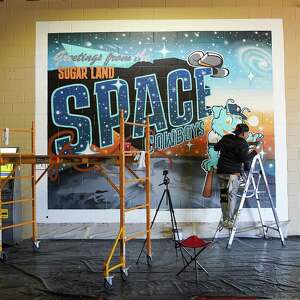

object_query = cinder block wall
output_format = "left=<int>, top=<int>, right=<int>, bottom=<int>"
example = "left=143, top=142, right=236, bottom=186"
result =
left=0, top=0, right=299, bottom=237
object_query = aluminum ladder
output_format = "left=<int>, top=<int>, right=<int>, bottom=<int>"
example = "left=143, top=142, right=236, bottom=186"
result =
left=213, top=154, right=286, bottom=249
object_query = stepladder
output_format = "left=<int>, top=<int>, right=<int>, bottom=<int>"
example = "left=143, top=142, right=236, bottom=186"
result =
left=214, top=153, right=286, bottom=249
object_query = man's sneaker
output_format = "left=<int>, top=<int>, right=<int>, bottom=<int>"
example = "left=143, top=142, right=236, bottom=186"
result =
left=223, top=219, right=234, bottom=229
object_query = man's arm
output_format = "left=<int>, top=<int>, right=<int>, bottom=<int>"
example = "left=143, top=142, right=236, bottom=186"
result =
left=213, top=139, right=221, bottom=151
left=237, top=142, right=257, bottom=163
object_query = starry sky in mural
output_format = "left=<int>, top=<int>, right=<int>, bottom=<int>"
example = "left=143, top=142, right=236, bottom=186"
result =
left=48, top=31, right=273, bottom=89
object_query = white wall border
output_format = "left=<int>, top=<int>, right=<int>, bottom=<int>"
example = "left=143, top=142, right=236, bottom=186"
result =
left=35, top=19, right=288, bottom=224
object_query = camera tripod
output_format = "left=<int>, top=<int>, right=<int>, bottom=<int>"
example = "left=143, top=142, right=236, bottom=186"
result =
left=136, top=170, right=180, bottom=265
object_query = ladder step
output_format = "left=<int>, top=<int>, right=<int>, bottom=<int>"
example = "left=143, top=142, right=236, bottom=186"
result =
left=107, top=262, right=123, bottom=273
left=125, top=178, right=146, bottom=184
left=125, top=204, right=148, bottom=212
left=246, top=189, right=265, bottom=193
left=237, top=193, right=254, bottom=198
left=237, top=191, right=265, bottom=197
left=124, top=121, right=147, bottom=127
left=124, top=151, right=142, bottom=156
left=125, top=230, right=149, bottom=242
left=263, top=225, right=280, bottom=232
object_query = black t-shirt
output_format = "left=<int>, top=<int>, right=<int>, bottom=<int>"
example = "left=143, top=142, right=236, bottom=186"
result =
left=214, top=134, right=256, bottom=174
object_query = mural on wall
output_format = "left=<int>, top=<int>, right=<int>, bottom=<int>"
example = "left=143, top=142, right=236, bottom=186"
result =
left=47, top=30, right=275, bottom=210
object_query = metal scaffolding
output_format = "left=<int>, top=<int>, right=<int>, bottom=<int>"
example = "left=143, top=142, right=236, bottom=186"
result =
left=0, top=112, right=152, bottom=285
left=103, top=110, right=151, bottom=289
left=0, top=122, right=39, bottom=261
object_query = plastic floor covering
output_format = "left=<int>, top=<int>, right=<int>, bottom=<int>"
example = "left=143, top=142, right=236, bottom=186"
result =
left=1, top=237, right=300, bottom=300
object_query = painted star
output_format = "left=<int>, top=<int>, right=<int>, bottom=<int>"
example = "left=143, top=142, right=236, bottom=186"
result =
left=186, top=141, right=193, bottom=150
left=159, top=44, right=170, bottom=57
left=259, top=149, right=266, bottom=158
left=248, top=72, right=254, bottom=81
left=113, top=78, right=123, bottom=91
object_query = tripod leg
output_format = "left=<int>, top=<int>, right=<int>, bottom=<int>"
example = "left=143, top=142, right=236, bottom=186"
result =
left=136, top=189, right=167, bottom=264
left=167, top=189, right=179, bottom=239
left=167, top=189, right=182, bottom=258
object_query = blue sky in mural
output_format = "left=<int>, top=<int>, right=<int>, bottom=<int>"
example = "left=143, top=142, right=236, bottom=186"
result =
left=48, top=31, right=273, bottom=90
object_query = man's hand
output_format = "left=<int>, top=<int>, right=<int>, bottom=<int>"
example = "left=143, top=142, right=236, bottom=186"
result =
left=249, top=149, right=257, bottom=158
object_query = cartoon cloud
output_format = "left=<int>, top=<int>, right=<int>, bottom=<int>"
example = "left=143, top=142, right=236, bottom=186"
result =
left=187, top=51, right=229, bottom=78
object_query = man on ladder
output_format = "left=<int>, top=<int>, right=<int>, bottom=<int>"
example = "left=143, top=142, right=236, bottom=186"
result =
left=214, top=123, right=257, bottom=229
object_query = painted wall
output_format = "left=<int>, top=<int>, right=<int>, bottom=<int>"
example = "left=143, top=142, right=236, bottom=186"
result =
left=0, top=0, right=299, bottom=238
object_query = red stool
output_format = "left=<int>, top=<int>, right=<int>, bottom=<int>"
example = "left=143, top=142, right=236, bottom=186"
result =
left=176, top=235, right=211, bottom=281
